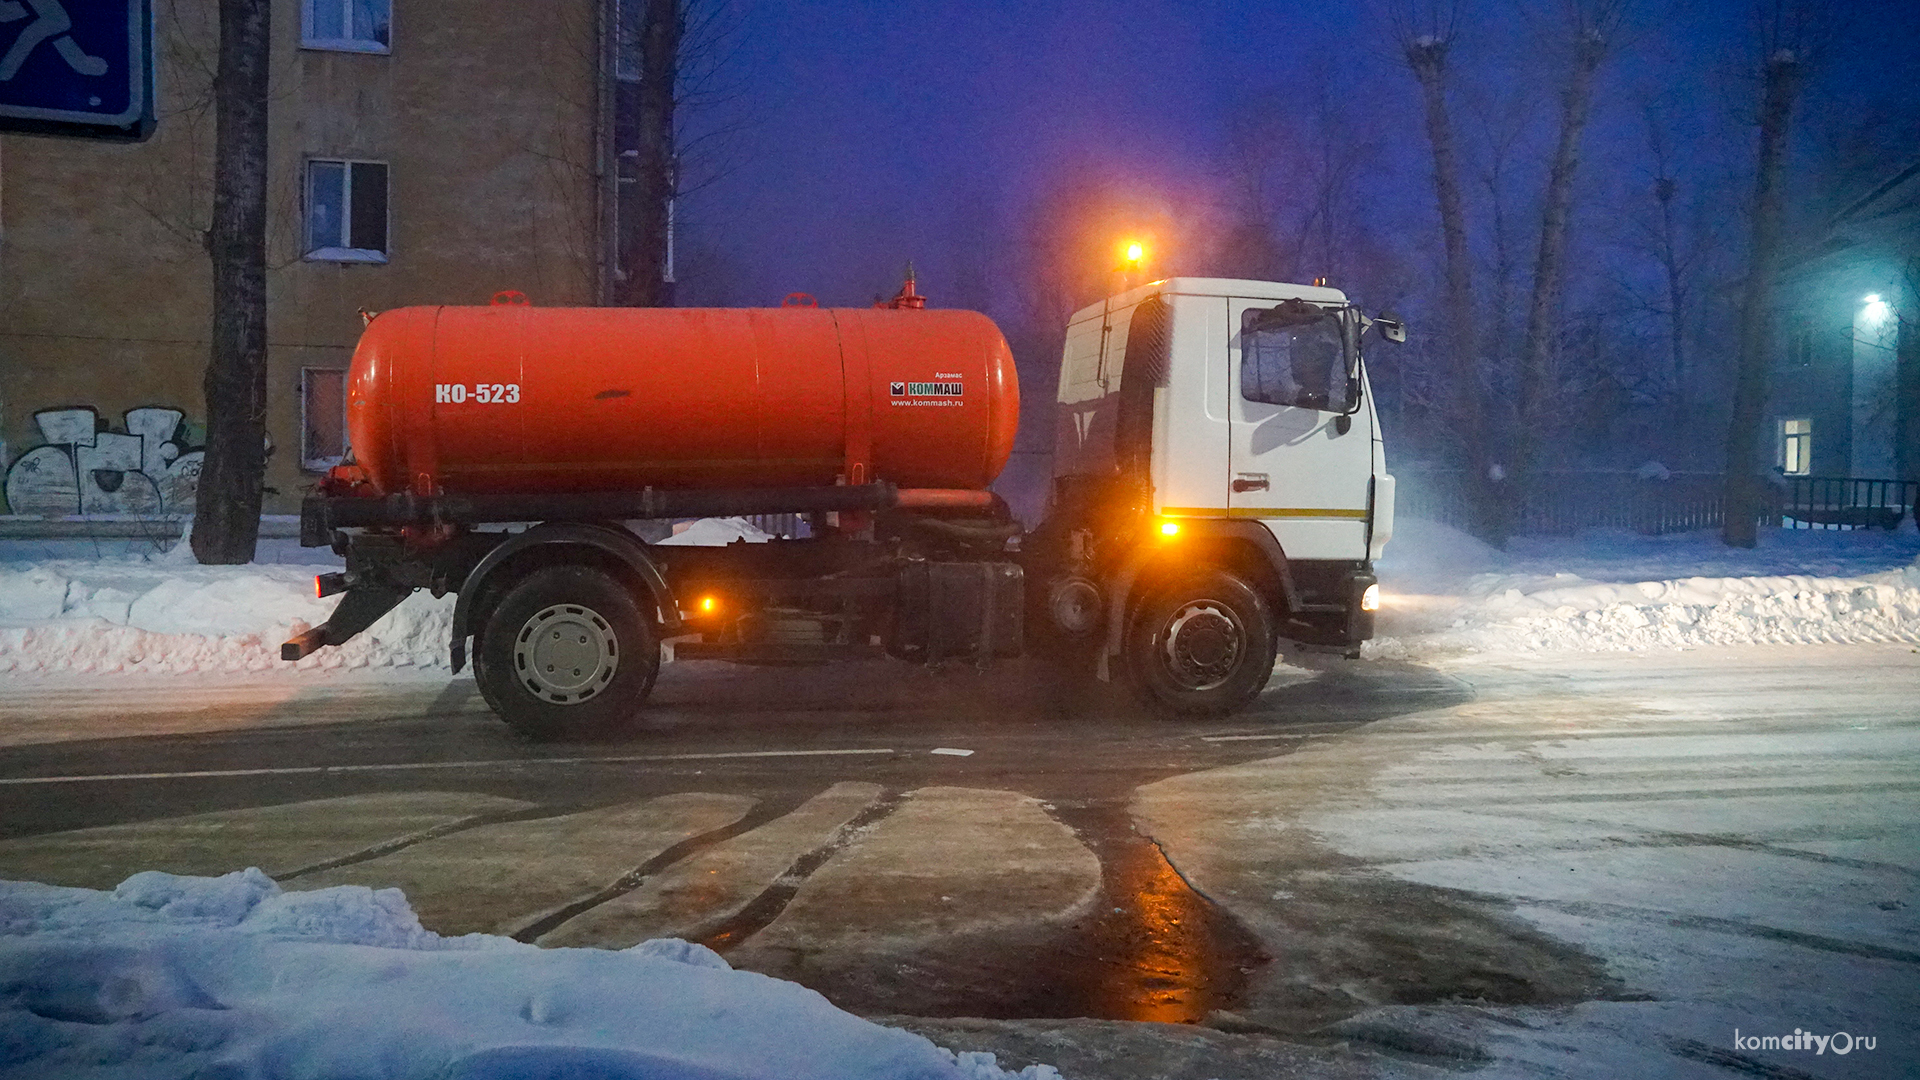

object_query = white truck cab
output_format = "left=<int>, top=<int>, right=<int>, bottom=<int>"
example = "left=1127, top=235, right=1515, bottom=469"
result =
left=1031, top=278, right=1399, bottom=714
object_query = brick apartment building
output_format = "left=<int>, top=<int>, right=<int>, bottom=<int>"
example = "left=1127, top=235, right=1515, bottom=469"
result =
left=1, top=0, right=615, bottom=518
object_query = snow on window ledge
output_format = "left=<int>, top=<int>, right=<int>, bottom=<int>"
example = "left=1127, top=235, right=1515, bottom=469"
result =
left=305, top=247, right=388, bottom=264
left=300, top=38, right=390, bottom=55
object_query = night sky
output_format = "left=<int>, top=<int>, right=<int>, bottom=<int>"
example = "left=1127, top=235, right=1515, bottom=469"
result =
left=674, top=0, right=1920, bottom=327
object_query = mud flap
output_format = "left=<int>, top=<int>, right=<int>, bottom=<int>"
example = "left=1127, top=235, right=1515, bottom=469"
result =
left=281, top=585, right=412, bottom=660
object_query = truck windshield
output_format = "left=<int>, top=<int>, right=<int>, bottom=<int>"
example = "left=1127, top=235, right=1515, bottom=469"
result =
left=1239, top=302, right=1357, bottom=413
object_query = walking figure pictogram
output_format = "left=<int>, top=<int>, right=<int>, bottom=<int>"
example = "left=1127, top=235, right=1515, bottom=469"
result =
left=0, top=0, right=108, bottom=81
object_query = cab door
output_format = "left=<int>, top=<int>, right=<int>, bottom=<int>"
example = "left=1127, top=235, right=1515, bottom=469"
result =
left=1226, top=297, right=1372, bottom=561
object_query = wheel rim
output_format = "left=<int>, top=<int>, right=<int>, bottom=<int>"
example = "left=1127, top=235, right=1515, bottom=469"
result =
left=514, top=603, right=618, bottom=704
left=1157, top=599, right=1243, bottom=692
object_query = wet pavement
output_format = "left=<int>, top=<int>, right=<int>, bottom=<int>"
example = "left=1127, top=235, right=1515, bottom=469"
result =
left=1, top=645, right=1911, bottom=1078
left=0, top=654, right=1463, bottom=1034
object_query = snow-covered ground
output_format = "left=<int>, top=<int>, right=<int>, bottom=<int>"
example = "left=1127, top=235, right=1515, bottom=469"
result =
left=0, top=869, right=1055, bottom=1080
left=0, top=518, right=772, bottom=676
left=5, top=514, right=1915, bottom=677
left=1371, top=517, right=1920, bottom=657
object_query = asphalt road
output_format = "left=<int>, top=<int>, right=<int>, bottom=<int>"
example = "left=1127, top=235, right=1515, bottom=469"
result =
left=0, top=645, right=1913, bottom=1079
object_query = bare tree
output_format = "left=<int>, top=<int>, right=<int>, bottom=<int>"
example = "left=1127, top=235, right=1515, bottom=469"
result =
left=1723, top=4, right=1820, bottom=547
left=1390, top=0, right=1502, bottom=540
left=1644, top=108, right=1693, bottom=429
left=1213, top=73, right=1378, bottom=287
left=190, top=0, right=271, bottom=564
left=622, top=0, right=683, bottom=307
left=1512, top=0, right=1631, bottom=481
left=1460, top=78, right=1540, bottom=451
left=613, top=0, right=748, bottom=307
left=1215, top=93, right=1292, bottom=282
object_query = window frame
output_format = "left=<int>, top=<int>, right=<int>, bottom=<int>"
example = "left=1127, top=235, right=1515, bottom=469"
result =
left=1784, top=315, right=1814, bottom=369
left=300, top=366, right=351, bottom=472
left=1237, top=302, right=1362, bottom=415
left=304, top=158, right=390, bottom=264
left=301, top=0, right=392, bottom=55
left=1779, top=417, right=1812, bottom=477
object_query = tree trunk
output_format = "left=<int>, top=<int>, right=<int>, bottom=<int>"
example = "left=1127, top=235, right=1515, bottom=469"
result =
left=1405, top=39, right=1501, bottom=542
left=625, top=0, right=681, bottom=307
left=1654, top=177, right=1689, bottom=441
left=1722, top=51, right=1803, bottom=547
left=190, top=0, right=271, bottom=565
left=1514, top=31, right=1606, bottom=483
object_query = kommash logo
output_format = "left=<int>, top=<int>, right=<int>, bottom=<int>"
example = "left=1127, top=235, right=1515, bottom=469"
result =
left=889, top=373, right=965, bottom=408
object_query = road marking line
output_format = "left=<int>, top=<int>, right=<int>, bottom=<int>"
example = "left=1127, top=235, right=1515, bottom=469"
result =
left=0, top=748, right=896, bottom=786
left=929, top=747, right=974, bottom=756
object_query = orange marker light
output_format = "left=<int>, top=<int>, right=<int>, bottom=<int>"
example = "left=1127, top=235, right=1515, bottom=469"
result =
left=1126, top=242, right=1144, bottom=263
left=1158, top=520, right=1180, bottom=538
left=700, top=596, right=718, bottom=613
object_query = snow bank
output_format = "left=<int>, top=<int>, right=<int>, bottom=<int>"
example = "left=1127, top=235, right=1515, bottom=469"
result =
left=0, top=519, right=777, bottom=677
left=1371, top=518, right=1920, bottom=657
left=0, top=869, right=1059, bottom=1080
left=0, top=559, right=454, bottom=675
left=5, top=514, right=1916, bottom=674
left=656, top=517, right=774, bottom=547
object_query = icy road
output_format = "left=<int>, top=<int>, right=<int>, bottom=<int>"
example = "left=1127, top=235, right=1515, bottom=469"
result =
left=0, top=519, right=1915, bottom=1078
left=0, top=643, right=1913, bottom=1079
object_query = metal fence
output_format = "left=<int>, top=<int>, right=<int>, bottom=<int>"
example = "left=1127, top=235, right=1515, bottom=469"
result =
left=1394, top=471, right=1917, bottom=536
left=745, top=513, right=807, bottom=539
left=1777, top=476, right=1917, bottom=530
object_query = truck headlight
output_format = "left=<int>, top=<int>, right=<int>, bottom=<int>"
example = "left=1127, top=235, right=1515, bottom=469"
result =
left=1360, top=583, right=1381, bottom=612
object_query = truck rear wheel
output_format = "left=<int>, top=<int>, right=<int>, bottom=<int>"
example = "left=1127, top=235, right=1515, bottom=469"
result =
left=474, top=565, right=658, bottom=740
left=1123, top=569, right=1276, bottom=717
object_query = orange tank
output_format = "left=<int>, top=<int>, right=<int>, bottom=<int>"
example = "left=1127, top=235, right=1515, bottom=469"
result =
left=345, top=304, right=1019, bottom=498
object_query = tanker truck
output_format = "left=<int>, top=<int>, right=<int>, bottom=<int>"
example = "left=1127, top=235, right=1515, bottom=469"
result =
left=287, top=276, right=1401, bottom=737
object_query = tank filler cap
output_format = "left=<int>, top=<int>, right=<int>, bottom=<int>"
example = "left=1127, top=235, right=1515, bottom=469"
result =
left=877, top=263, right=926, bottom=310
left=783, top=292, right=819, bottom=308
left=491, top=290, right=531, bottom=306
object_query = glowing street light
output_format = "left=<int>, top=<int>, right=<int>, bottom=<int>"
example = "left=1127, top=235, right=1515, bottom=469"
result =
left=1125, top=241, right=1144, bottom=264
left=1862, top=294, right=1891, bottom=324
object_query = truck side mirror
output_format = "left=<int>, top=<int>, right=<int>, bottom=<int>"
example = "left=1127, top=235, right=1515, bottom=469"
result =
left=1374, top=317, right=1407, bottom=344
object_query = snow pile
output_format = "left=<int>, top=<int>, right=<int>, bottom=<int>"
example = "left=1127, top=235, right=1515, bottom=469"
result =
left=5, top=513, right=1916, bottom=674
left=1372, top=517, right=1920, bottom=656
left=0, top=520, right=780, bottom=677
left=0, top=870, right=1059, bottom=1080
left=0, top=559, right=453, bottom=675
left=657, top=516, right=775, bottom=546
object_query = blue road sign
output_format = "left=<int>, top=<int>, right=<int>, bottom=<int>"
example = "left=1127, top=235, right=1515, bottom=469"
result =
left=0, top=0, right=153, bottom=141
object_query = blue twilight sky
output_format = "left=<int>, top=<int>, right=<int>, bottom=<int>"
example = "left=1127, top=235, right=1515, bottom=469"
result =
left=673, top=0, right=1920, bottom=321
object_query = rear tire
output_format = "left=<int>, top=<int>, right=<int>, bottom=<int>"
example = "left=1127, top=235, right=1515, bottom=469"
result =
left=474, top=565, right=658, bottom=740
left=1123, top=569, right=1276, bottom=717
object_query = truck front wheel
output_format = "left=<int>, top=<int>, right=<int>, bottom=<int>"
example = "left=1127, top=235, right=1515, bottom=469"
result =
left=1123, top=569, right=1276, bottom=717
left=474, top=565, right=658, bottom=740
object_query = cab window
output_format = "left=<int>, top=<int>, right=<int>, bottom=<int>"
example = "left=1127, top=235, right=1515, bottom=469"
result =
left=1240, top=300, right=1353, bottom=412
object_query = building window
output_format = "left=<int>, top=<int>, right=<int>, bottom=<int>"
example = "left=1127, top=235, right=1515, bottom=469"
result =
left=1780, top=418, right=1812, bottom=476
left=303, top=0, right=390, bottom=53
left=302, top=368, right=349, bottom=471
left=305, top=160, right=388, bottom=262
left=1784, top=318, right=1813, bottom=368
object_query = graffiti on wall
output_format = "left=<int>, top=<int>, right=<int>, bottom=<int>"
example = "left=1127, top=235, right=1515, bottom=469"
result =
left=3, top=407, right=204, bottom=516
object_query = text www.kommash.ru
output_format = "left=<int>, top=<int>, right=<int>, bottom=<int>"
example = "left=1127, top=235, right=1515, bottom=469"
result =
left=1735, top=1028, right=1877, bottom=1055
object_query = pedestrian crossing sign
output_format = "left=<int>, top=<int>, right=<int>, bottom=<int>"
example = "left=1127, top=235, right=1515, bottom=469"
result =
left=0, top=0, right=153, bottom=141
